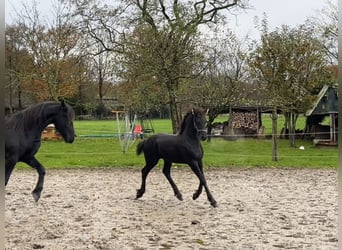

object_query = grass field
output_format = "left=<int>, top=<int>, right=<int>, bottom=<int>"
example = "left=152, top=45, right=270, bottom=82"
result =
left=14, top=115, right=338, bottom=170
left=73, top=114, right=308, bottom=137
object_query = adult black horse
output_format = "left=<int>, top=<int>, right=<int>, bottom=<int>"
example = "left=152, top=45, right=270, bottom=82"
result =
left=5, top=100, right=76, bottom=202
left=136, top=107, right=217, bottom=208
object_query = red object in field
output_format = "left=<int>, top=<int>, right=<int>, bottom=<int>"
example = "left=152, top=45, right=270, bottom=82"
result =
left=134, top=124, right=143, bottom=138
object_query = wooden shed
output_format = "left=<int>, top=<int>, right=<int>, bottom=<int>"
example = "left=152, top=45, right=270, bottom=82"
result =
left=304, top=85, right=338, bottom=146
left=212, top=106, right=271, bottom=139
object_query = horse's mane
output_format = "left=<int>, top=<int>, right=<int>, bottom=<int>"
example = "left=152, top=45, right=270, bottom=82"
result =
left=178, top=108, right=203, bottom=135
left=6, top=101, right=73, bottom=131
left=6, top=102, right=52, bottom=131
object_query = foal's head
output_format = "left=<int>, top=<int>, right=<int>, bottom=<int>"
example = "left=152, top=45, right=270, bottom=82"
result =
left=191, top=108, right=207, bottom=141
left=180, top=107, right=207, bottom=140
left=51, top=101, right=75, bottom=143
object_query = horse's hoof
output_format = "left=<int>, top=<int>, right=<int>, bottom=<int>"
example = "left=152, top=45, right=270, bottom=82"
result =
left=193, top=193, right=200, bottom=200
left=175, top=194, right=183, bottom=201
left=32, top=192, right=41, bottom=202
left=210, top=201, right=218, bottom=208
left=136, top=190, right=144, bottom=199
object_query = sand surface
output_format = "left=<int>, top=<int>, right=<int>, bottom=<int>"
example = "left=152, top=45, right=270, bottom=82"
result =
left=5, top=167, right=338, bottom=249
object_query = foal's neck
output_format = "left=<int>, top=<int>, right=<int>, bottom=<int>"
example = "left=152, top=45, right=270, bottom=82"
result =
left=181, top=116, right=198, bottom=140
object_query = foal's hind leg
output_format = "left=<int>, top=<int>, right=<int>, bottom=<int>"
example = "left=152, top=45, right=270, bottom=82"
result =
left=162, top=160, right=183, bottom=201
left=136, top=157, right=158, bottom=199
left=23, top=157, right=46, bottom=202
left=189, top=160, right=217, bottom=208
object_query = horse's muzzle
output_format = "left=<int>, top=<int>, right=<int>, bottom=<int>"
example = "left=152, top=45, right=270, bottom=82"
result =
left=65, top=137, right=75, bottom=143
left=64, top=133, right=75, bottom=143
left=198, top=130, right=207, bottom=141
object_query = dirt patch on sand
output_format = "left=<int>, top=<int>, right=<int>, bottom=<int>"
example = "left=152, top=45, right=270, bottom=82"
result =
left=5, top=167, right=337, bottom=249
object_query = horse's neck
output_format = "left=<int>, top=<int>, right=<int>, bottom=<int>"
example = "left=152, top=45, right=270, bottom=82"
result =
left=180, top=117, right=198, bottom=140
left=34, top=104, right=59, bottom=132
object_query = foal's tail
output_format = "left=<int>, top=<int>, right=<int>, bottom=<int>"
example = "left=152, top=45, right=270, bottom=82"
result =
left=136, top=140, right=145, bottom=155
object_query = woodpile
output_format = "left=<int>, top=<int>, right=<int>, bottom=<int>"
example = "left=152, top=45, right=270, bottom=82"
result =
left=230, top=111, right=259, bottom=137
left=41, top=124, right=63, bottom=140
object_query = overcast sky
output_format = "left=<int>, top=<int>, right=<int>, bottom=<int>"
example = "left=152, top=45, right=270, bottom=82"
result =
left=5, top=0, right=331, bottom=40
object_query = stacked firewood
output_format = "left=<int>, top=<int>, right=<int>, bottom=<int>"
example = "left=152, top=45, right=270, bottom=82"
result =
left=41, top=124, right=63, bottom=140
left=231, top=111, right=258, bottom=136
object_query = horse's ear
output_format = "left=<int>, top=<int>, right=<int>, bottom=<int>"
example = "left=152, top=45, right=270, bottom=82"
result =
left=60, top=100, right=68, bottom=111
left=206, top=108, right=209, bottom=115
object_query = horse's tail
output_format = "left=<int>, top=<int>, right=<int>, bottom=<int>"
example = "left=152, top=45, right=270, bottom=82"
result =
left=136, top=140, right=145, bottom=156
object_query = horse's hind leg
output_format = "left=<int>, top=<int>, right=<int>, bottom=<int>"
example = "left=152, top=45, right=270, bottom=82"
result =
left=189, top=160, right=217, bottom=208
left=23, top=157, right=46, bottom=202
left=162, top=160, right=183, bottom=201
left=136, top=157, right=158, bottom=200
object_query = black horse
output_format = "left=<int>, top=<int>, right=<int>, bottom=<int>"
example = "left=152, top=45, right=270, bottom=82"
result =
left=136, top=108, right=217, bottom=208
left=5, top=100, right=75, bottom=202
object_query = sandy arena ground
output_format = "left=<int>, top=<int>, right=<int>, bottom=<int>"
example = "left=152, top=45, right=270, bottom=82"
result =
left=5, top=167, right=338, bottom=250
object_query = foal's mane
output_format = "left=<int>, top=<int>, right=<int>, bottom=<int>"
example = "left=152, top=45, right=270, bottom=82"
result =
left=178, top=108, right=203, bottom=135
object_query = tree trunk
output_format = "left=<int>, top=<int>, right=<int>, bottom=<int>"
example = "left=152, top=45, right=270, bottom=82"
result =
left=165, top=78, right=182, bottom=134
left=169, top=100, right=181, bottom=134
left=167, top=88, right=181, bottom=134
left=207, top=112, right=217, bottom=142
left=18, top=84, right=22, bottom=109
left=289, top=112, right=298, bottom=147
left=98, top=69, right=104, bottom=103
left=271, top=108, right=278, bottom=161
left=282, top=112, right=290, bottom=139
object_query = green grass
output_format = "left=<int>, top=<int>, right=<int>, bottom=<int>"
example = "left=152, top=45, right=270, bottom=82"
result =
left=202, top=138, right=337, bottom=168
left=74, top=119, right=173, bottom=136
left=74, top=114, right=307, bottom=136
left=14, top=116, right=337, bottom=170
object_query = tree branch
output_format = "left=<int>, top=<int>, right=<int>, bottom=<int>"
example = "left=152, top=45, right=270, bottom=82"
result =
left=136, top=0, right=157, bottom=30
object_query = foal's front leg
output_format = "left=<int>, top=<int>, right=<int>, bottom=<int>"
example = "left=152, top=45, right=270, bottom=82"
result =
left=192, top=160, right=204, bottom=200
left=189, top=160, right=217, bottom=208
left=23, top=157, right=46, bottom=202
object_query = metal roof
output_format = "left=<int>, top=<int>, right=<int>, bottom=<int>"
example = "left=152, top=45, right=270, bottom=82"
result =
left=305, top=85, right=338, bottom=116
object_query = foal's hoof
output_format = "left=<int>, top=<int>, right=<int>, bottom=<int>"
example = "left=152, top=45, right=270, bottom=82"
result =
left=193, top=192, right=200, bottom=200
left=32, top=191, right=41, bottom=202
left=175, top=193, right=183, bottom=201
left=210, top=200, right=218, bottom=208
left=136, top=189, right=144, bottom=200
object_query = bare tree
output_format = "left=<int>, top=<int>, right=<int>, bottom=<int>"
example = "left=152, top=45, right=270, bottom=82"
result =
left=308, top=0, right=338, bottom=63
left=184, top=30, right=249, bottom=139
left=72, top=0, right=247, bottom=133
left=9, top=0, right=85, bottom=102
left=5, top=24, right=34, bottom=112
left=129, top=0, right=248, bottom=132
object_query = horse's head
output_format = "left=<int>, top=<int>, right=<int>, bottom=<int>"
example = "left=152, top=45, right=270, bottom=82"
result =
left=52, top=101, right=76, bottom=143
left=192, top=108, right=207, bottom=141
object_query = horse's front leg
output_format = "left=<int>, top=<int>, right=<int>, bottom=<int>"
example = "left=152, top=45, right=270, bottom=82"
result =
left=192, top=160, right=203, bottom=200
left=189, top=160, right=217, bottom=208
left=5, top=154, right=18, bottom=186
left=23, top=157, right=46, bottom=202
left=162, top=160, right=183, bottom=201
